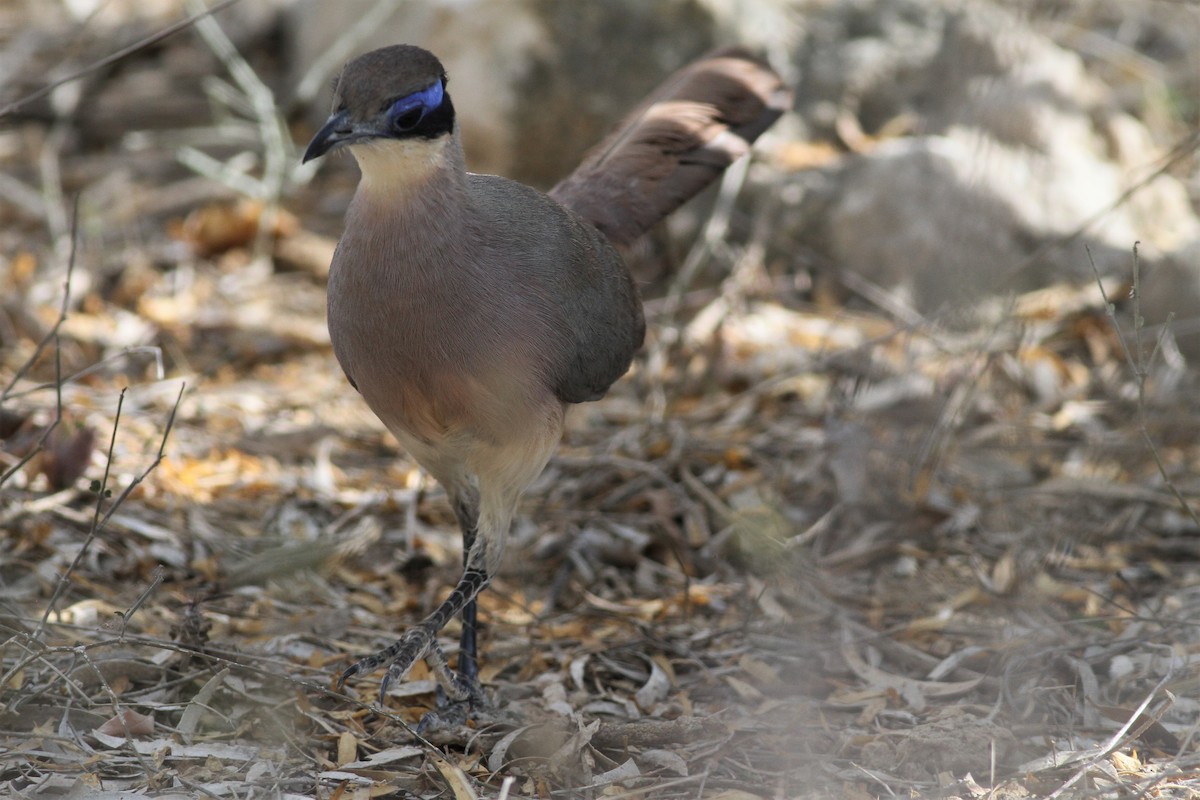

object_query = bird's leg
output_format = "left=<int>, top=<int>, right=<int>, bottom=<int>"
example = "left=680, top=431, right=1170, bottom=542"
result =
left=454, top=500, right=480, bottom=687
left=423, top=489, right=482, bottom=722
left=339, top=566, right=489, bottom=705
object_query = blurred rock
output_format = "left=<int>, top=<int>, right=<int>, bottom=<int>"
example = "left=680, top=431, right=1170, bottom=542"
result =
left=785, top=0, right=1200, bottom=328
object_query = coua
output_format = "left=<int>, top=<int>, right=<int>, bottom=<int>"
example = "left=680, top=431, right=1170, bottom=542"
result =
left=302, top=44, right=786, bottom=705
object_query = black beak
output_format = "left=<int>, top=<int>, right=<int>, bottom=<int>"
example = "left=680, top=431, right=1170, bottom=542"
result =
left=303, top=110, right=375, bottom=163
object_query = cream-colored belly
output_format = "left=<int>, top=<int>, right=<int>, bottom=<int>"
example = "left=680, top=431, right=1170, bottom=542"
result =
left=330, top=294, right=564, bottom=491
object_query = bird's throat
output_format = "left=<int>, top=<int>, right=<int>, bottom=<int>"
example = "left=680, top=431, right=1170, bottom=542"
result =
left=351, top=136, right=453, bottom=197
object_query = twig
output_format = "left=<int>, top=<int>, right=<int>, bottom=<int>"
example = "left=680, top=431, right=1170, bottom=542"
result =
left=38, top=124, right=70, bottom=245
left=120, top=566, right=166, bottom=640
left=0, top=195, right=79, bottom=489
left=176, top=146, right=268, bottom=197
left=4, top=346, right=165, bottom=402
left=184, top=0, right=301, bottom=264
left=1009, top=126, right=1200, bottom=285
left=0, top=171, right=47, bottom=219
left=291, top=0, right=408, bottom=110
left=644, top=156, right=752, bottom=422
left=0, top=0, right=244, bottom=118
left=0, top=349, right=63, bottom=491
left=1090, top=243, right=1200, bottom=529
left=76, top=647, right=160, bottom=782
left=1044, top=666, right=1175, bottom=799
left=666, top=154, right=750, bottom=316
left=95, top=384, right=185, bottom=533
left=910, top=346, right=998, bottom=499
left=0, top=197, right=78, bottom=407
left=33, top=383, right=185, bottom=641
left=33, top=388, right=126, bottom=640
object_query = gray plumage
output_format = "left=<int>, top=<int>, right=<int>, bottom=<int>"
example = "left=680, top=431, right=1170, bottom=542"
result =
left=303, top=43, right=787, bottom=705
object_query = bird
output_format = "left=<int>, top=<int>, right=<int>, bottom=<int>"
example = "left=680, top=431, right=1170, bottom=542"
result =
left=302, top=43, right=787, bottom=707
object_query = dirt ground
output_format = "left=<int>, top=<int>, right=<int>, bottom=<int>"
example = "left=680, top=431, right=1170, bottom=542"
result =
left=3, top=2, right=1200, bottom=798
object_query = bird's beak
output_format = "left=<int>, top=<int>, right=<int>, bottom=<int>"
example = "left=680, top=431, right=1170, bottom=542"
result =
left=303, top=110, right=379, bottom=163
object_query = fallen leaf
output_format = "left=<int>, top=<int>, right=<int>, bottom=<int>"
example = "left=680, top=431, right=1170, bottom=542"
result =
left=638, top=748, right=688, bottom=777
left=634, top=658, right=672, bottom=711
left=178, top=199, right=298, bottom=257
left=337, top=731, right=357, bottom=766
left=95, top=708, right=155, bottom=737
left=593, top=757, right=640, bottom=785
left=433, top=756, right=479, bottom=800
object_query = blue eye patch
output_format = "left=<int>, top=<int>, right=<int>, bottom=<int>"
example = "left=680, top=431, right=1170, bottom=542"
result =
left=387, top=80, right=444, bottom=131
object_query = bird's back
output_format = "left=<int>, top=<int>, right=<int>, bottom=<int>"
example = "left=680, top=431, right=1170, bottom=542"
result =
left=467, top=173, right=646, bottom=404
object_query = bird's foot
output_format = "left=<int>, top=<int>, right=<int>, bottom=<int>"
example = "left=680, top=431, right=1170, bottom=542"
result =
left=414, top=636, right=486, bottom=731
left=415, top=685, right=483, bottom=732
left=414, top=659, right=487, bottom=732
left=338, top=624, right=485, bottom=715
left=339, top=624, right=438, bottom=705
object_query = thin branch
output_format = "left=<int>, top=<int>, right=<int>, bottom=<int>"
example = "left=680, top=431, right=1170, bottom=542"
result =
left=291, top=0, right=408, bottom=110
left=4, top=346, right=165, bottom=402
left=1, top=198, right=79, bottom=407
left=1045, top=665, right=1175, bottom=799
left=183, top=0, right=301, bottom=267
left=0, top=195, right=80, bottom=490
left=1090, top=244, right=1200, bottom=529
left=119, top=566, right=166, bottom=640
left=96, top=383, right=185, bottom=534
left=1009, top=126, right=1200, bottom=284
left=32, top=383, right=186, bottom=641
left=33, top=388, right=125, bottom=640
left=0, top=0, right=244, bottom=118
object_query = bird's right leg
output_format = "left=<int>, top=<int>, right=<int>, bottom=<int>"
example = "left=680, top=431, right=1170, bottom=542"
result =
left=449, top=487, right=481, bottom=687
left=337, top=481, right=487, bottom=707
left=337, top=565, right=490, bottom=704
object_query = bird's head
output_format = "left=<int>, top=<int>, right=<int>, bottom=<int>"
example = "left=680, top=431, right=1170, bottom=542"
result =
left=302, top=45, right=454, bottom=165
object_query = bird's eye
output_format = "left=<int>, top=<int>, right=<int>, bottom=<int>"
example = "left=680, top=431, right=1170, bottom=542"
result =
left=387, top=81, right=444, bottom=135
left=392, top=107, right=424, bottom=131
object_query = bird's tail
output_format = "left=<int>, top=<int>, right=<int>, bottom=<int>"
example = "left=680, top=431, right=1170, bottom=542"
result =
left=549, top=47, right=789, bottom=248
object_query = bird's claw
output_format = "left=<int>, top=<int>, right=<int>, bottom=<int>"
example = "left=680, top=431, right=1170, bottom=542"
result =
left=338, top=623, right=486, bottom=728
left=338, top=625, right=437, bottom=705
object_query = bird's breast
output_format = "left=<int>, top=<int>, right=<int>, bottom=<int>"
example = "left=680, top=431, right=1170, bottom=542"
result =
left=326, top=230, right=557, bottom=450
